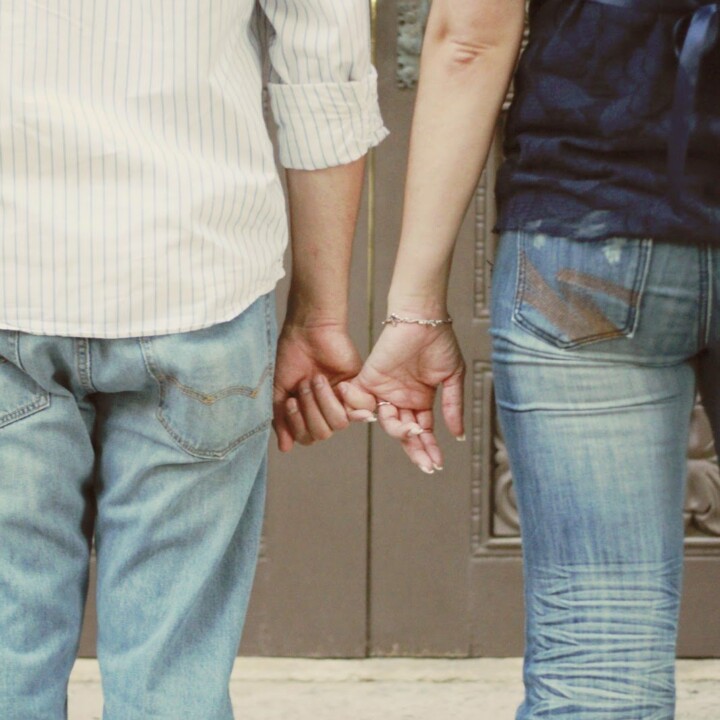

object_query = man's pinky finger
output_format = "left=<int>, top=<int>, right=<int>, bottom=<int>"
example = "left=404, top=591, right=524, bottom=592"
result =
left=286, top=398, right=313, bottom=445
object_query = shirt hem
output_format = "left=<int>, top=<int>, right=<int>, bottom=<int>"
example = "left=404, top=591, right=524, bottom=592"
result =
left=0, top=274, right=285, bottom=340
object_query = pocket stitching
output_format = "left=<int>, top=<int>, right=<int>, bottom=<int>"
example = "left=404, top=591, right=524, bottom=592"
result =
left=0, top=393, right=51, bottom=429
left=162, top=365, right=272, bottom=404
left=512, top=234, right=652, bottom=349
left=0, top=329, right=51, bottom=428
left=156, top=385, right=272, bottom=460
left=139, top=310, right=274, bottom=461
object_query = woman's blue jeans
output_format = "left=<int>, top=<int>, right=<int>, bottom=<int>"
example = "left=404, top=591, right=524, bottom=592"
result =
left=0, top=293, right=276, bottom=720
left=491, top=232, right=720, bottom=719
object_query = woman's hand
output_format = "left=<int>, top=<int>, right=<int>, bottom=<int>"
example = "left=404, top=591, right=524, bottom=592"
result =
left=343, top=321, right=465, bottom=473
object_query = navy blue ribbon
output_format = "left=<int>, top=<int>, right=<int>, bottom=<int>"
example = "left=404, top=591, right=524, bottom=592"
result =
left=668, top=3, right=718, bottom=201
left=589, top=0, right=719, bottom=205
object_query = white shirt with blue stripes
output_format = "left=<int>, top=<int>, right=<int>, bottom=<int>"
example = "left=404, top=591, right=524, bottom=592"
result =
left=0, top=0, right=387, bottom=338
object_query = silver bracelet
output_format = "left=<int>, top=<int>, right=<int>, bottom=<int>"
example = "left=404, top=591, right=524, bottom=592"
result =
left=382, top=313, right=453, bottom=328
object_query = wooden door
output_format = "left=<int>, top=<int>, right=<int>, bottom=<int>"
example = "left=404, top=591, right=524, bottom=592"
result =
left=81, top=0, right=720, bottom=660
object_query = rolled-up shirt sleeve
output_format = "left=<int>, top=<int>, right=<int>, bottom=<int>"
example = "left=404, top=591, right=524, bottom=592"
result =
left=258, top=0, right=389, bottom=170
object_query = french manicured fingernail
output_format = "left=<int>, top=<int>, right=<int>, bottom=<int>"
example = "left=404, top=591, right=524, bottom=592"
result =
left=407, top=425, right=424, bottom=437
left=299, top=382, right=312, bottom=395
left=433, top=463, right=444, bottom=471
left=362, top=414, right=378, bottom=423
left=420, top=466, right=435, bottom=475
left=313, top=375, right=325, bottom=388
left=456, top=434, right=466, bottom=442
left=287, top=399, right=299, bottom=414
left=354, top=409, right=373, bottom=419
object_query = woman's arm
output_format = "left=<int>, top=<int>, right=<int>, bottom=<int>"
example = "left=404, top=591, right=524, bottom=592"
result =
left=344, top=0, right=526, bottom=472
left=389, top=0, right=525, bottom=318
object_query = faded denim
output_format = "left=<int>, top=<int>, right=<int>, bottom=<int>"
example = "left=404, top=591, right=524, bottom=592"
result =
left=491, top=232, right=720, bottom=719
left=0, top=293, right=276, bottom=720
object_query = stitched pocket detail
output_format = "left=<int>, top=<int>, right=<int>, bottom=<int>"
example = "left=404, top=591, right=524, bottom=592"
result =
left=141, top=295, right=276, bottom=460
left=513, top=233, right=652, bottom=349
left=0, top=336, right=51, bottom=429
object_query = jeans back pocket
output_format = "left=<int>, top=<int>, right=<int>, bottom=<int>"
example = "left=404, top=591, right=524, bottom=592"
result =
left=513, top=233, right=652, bottom=349
left=140, top=294, right=276, bottom=460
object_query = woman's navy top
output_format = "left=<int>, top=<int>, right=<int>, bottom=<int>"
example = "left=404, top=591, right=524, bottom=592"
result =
left=495, top=0, right=720, bottom=244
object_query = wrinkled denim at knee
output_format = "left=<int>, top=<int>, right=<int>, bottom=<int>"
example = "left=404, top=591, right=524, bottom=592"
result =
left=0, top=293, right=276, bottom=720
left=491, top=233, right=720, bottom=720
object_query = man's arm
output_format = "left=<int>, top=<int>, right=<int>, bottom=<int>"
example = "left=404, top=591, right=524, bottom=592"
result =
left=273, top=159, right=375, bottom=452
left=258, top=0, right=387, bottom=450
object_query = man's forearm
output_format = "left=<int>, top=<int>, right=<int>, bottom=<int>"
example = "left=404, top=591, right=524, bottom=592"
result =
left=285, top=158, right=367, bottom=327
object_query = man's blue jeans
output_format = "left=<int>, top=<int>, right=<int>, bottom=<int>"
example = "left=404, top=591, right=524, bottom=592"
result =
left=491, top=232, right=720, bottom=719
left=0, top=293, right=276, bottom=720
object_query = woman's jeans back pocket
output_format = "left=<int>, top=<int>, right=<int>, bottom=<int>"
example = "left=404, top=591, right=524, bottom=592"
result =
left=513, top=233, right=652, bottom=349
left=141, top=294, right=276, bottom=460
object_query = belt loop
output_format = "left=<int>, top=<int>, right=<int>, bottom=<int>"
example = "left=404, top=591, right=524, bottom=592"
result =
left=75, top=338, right=97, bottom=393
left=703, top=244, right=714, bottom=347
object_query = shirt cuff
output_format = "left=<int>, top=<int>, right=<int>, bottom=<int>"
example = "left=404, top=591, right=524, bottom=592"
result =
left=268, top=68, right=389, bottom=170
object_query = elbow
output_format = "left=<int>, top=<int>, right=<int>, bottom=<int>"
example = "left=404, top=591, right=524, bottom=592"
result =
left=424, top=0, right=525, bottom=69
left=444, top=36, right=495, bottom=66
left=428, top=31, right=504, bottom=75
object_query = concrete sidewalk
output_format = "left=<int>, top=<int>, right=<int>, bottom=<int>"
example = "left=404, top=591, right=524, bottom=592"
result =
left=68, top=658, right=719, bottom=719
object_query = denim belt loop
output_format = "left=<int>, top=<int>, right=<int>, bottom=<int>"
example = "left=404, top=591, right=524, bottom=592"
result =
left=587, top=0, right=720, bottom=208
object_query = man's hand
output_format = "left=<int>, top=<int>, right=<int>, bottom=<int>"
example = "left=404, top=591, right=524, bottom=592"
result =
left=344, top=323, right=465, bottom=473
left=272, top=321, right=375, bottom=452
left=274, top=157, right=372, bottom=451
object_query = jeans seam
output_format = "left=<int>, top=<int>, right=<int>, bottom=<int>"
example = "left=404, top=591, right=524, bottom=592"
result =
left=701, top=245, right=712, bottom=348
left=626, top=237, right=653, bottom=339
left=75, top=338, right=97, bottom=394
left=11, top=331, right=23, bottom=369
left=512, top=231, right=526, bottom=322
left=263, top=293, right=276, bottom=372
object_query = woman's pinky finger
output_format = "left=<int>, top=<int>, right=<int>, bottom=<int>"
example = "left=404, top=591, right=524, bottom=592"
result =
left=378, top=403, right=424, bottom=440
left=416, top=409, right=444, bottom=471
left=400, top=434, right=436, bottom=475
left=419, top=431, right=443, bottom=471
left=398, top=409, right=435, bottom=474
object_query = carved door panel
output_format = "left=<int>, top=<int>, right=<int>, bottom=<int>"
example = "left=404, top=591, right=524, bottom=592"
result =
left=369, top=0, right=720, bottom=658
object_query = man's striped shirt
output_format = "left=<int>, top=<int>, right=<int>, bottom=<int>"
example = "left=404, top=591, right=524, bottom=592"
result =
left=0, top=0, right=386, bottom=337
